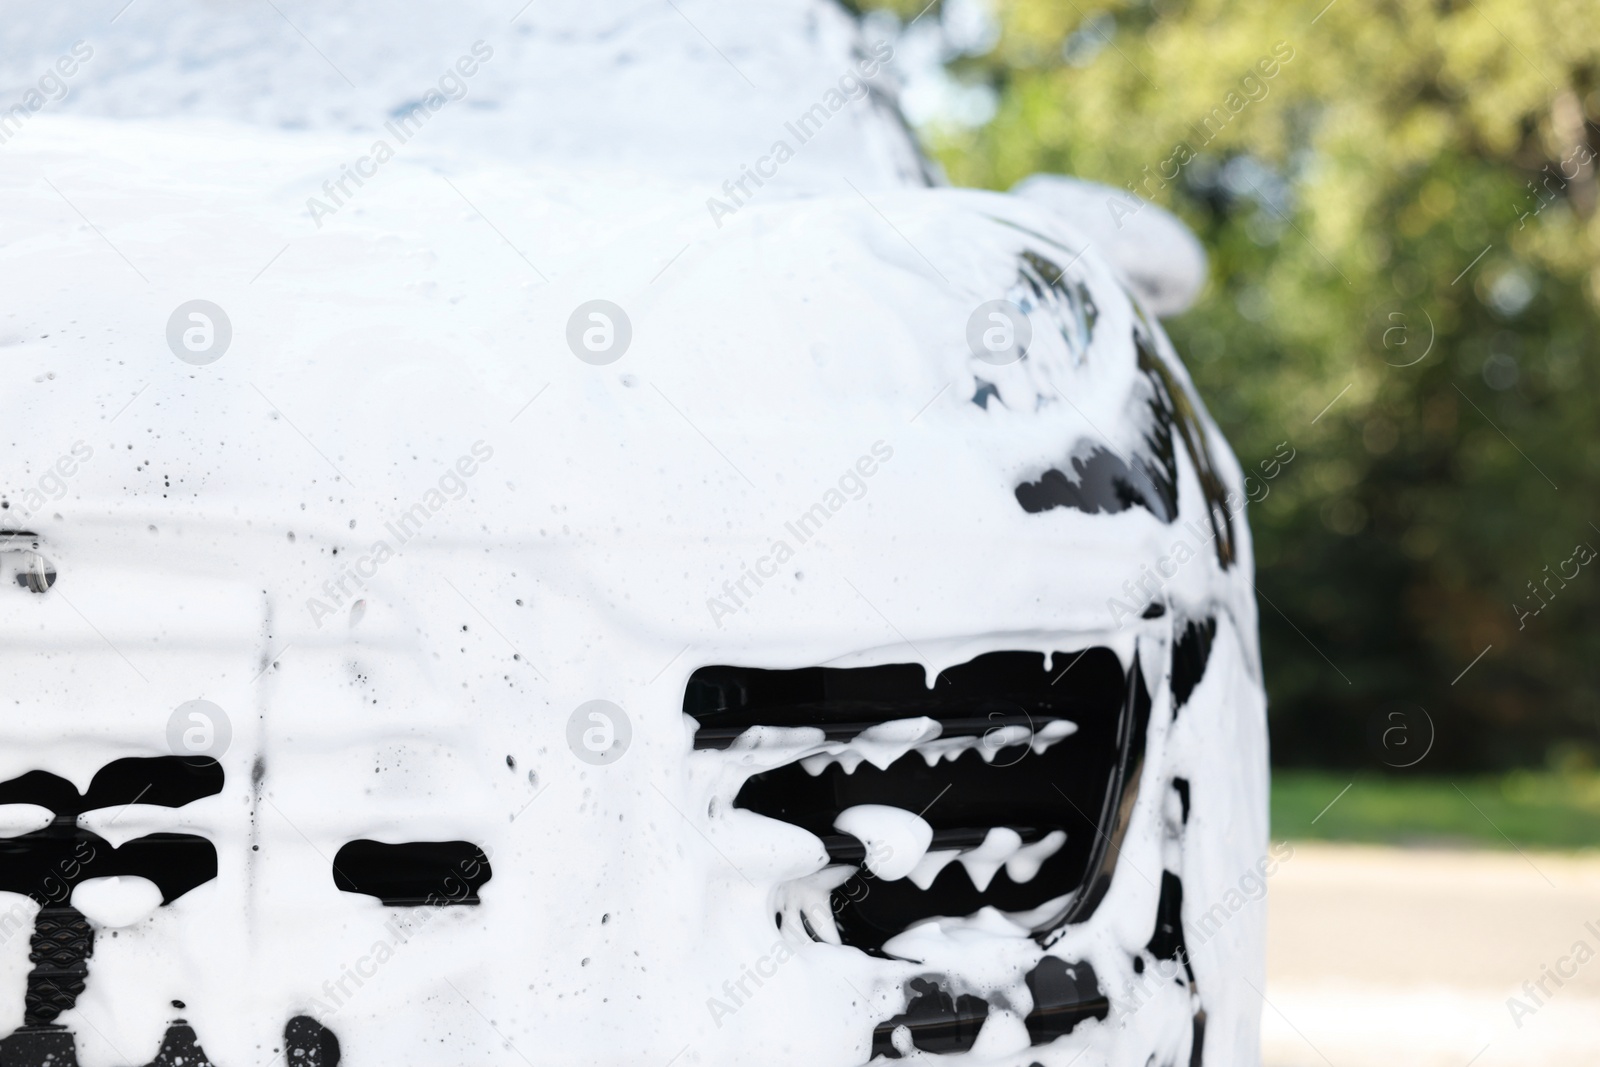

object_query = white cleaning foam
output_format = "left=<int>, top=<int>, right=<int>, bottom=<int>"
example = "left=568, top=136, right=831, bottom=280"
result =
left=834, top=804, right=934, bottom=881
left=0, top=0, right=1268, bottom=1059
left=955, top=828, right=1026, bottom=892
left=1005, top=829, right=1067, bottom=884
left=0, top=804, right=52, bottom=838
left=906, top=849, right=962, bottom=891
left=72, top=877, right=164, bottom=929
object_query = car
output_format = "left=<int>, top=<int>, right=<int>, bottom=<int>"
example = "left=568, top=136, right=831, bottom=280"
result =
left=0, top=2, right=1268, bottom=1064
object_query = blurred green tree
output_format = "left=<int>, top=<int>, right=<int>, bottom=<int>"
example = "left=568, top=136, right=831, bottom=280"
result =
left=863, top=0, right=1600, bottom=770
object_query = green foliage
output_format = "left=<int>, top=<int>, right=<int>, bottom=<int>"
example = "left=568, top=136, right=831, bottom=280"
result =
left=1273, top=770, right=1600, bottom=850
left=872, top=0, right=1600, bottom=769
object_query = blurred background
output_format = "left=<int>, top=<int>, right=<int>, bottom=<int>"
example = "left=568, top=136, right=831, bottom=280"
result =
left=855, top=0, right=1600, bottom=1063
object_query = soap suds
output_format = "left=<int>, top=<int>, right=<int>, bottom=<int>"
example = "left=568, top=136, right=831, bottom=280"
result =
left=0, top=0, right=1265, bottom=1062
left=71, top=877, right=163, bottom=929
left=833, top=805, right=933, bottom=881
left=955, top=828, right=1025, bottom=893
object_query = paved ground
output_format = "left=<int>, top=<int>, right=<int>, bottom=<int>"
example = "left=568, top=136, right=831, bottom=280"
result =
left=1263, top=843, right=1600, bottom=1067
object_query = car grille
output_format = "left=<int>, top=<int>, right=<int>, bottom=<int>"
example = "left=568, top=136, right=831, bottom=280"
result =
left=686, top=642, right=1153, bottom=1056
left=0, top=756, right=480, bottom=1067
left=688, top=648, right=1147, bottom=946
